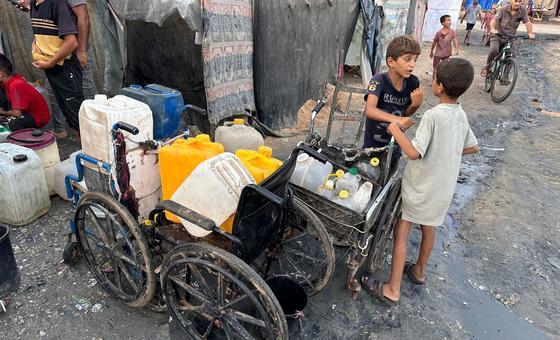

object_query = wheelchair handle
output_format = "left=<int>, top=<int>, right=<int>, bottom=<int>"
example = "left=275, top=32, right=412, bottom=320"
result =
left=311, top=99, right=326, bottom=118
left=295, top=144, right=329, bottom=163
left=184, top=104, right=207, bottom=115
left=112, top=121, right=139, bottom=135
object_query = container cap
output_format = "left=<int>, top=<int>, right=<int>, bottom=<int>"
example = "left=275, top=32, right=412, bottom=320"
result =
left=6, top=128, right=55, bottom=150
left=339, top=190, right=349, bottom=199
left=233, top=118, right=245, bottom=125
left=348, top=167, right=358, bottom=175
left=335, top=170, right=344, bottom=178
left=196, top=134, right=211, bottom=142
left=324, top=180, right=335, bottom=190
left=12, top=154, right=28, bottom=163
left=258, top=146, right=272, bottom=158
left=94, top=94, right=108, bottom=103
left=130, top=84, right=142, bottom=90
left=370, top=157, right=380, bottom=167
left=297, top=153, right=310, bottom=163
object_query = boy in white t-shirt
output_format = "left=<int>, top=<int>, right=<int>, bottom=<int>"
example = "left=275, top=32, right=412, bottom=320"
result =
left=361, top=58, right=479, bottom=305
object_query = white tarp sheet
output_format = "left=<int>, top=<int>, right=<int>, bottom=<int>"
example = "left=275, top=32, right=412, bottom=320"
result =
left=421, top=0, right=463, bottom=42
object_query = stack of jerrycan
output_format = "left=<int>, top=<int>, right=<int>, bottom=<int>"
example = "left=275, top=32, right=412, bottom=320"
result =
left=6, top=129, right=60, bottom=195
left=0, top=143, right=50, bottom=226
left=290, top=153, right=333, bottom=194
left=159, top=134, right=224, bottom=223
left=172, top=153, right=255, bottom=237
left=215, top=118, right=264, bottom=152
left=79, top=94, right=160, bottom=221
left=121, top=84, right=184, bottom=140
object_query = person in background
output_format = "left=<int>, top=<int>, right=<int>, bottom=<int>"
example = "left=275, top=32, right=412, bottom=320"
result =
left=15, top=0, right=96, bottom=139
left=0, top=53, right=50, bottom=131
left=481, top=5, right=498, bottom=46
left=429, top=15, right=459, bottom=79
left=461, top=0, right=483, bottom=46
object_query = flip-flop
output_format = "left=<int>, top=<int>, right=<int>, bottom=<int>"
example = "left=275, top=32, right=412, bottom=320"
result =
left=403, top=261, right=425, bottom=285
left=360, top=274, right=398, bottom=307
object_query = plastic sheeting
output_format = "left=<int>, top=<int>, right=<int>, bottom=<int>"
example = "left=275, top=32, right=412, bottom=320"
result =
left=361, top=1, right=385, bottom=75
left=464, top=0, right=499, bottom=10
left=378, top=0, right=411, bottom=72
left=421, top=0, right=463, bottom=41
left=254, top=0, right=360, bottom=130
left=109, top=0, right=202, bottom=31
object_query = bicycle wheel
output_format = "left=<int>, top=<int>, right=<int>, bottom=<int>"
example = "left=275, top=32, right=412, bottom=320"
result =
left=490, top=58, right=517, bottom=103
left=484, top=68, right=493, bottom=93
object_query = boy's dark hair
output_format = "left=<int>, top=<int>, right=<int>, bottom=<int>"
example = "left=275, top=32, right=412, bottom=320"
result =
left=435, top=58, right=474, bottom=99
left=386, top=35, right=421, bottom=64
left=0, top=53, right=13, bottom=75
left=440, top=15, right=451, bottom=24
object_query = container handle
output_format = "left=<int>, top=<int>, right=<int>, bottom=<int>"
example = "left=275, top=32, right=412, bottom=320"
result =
left=183, top=104, right=206, bottom=115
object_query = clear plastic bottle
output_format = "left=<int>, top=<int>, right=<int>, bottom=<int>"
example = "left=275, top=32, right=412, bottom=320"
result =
left=353, top=182, right=373, bottom=213
left=335, top=167, right=361, bottom=195
left=289, top=153, right=333, bottom=194
left=356, top=157, right=381, bottom=182
left=333, top=190, right=355, bottom=211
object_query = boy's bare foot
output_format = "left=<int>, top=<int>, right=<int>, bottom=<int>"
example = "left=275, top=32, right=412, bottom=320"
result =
left=53, top=129, right=67, bottom=139
left=480, top=67, right=488, bottom=77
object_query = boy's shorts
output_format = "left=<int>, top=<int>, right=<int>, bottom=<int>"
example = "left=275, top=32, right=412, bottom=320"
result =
left=433, top=56, right=449, bottom=69
left=45, top=64, right=84, bottom=131
left=466, top=23, right=475, bottom=31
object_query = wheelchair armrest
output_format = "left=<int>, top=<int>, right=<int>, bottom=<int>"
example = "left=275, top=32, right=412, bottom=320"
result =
left=155, top=200, right=216, bottom=231
left=242, top=184, right=284, bottom=206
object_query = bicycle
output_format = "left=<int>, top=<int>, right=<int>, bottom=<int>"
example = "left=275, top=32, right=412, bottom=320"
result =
left=484, top=33, right=531, bottom=103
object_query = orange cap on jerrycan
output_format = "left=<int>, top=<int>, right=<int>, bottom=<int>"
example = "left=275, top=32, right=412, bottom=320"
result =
left=158, top=134, right=224, bottom=222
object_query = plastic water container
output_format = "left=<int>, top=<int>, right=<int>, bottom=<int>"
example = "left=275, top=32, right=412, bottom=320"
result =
left=333, top=190, right=356, bottom=211
left=335, top=168, right=361, bottom=196
left=235, top=146, right=283, bottom=184
left=159, top=134, right=224, bottom=222
left=79, top=95, right=160, bottom=221
left=0, top=126, right=10, bottom=143
left=121, top=84, right=184, bottom=140
left=54, top=150, right=87, bottom=200
left=7, top=129, right=60, bottom=195
left=172, top=153, right=255, bottom=237
left=353, top=182, right=373, bottom=213
left=215, top=118, right=264, bottom=153
left=320, top=179, right=337, bottom=201
left=0, top=143, right=50, bottom=226
left=356, top=157, right=381, bottom=182
left=289, top=154, right=333, bottom=194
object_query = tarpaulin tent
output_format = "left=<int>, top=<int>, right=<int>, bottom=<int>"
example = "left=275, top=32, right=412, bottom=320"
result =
left=422, top=0, right=463, bottom=41
left=464, top=0, right=499, bottom=10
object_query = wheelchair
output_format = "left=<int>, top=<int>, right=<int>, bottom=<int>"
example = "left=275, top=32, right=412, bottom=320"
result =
left=68, top=126, right=335, bottom=339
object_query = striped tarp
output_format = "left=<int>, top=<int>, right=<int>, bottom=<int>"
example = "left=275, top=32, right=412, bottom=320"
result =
left=202, top=0, right=256, bottom=125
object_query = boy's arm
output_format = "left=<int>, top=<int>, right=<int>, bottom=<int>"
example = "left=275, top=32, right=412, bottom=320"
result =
left=429, top=40, right=436, bottom=58
left=453, top=37, right=460, bottom=55
left=0, top=108, right=23, bottom=118
left=388, top=122, right=420, bottom=160
left=365, top=93, right=414, bottom=129
left=462, top=145, right=479, bottom=155
left=71, top=4, right=90, bottom=70
left=461, top=10, right=467, bottom=23
left=405, top=85, right=423, bottom=117
left=33, top=35, right=78, bottom=70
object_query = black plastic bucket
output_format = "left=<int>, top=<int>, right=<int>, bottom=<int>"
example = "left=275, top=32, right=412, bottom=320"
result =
left=0, top=225, right=20, bottom=297
left=266, top=276, right=307, bottom=317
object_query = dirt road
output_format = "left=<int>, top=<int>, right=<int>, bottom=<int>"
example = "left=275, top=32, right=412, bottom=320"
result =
left=1, top=23, right=559, bottom=339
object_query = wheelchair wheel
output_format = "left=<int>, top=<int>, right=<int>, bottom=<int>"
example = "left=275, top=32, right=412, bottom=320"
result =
left=369, top=178, right=402, bottom=272
left=254, top=198, right=335, bottom=296
left=74, top=191, right=156, bottom=308
left=160, top=243, right=288, bottom=340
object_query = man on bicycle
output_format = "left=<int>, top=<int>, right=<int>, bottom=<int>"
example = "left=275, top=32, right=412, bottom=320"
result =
left=481, top=0, right=535, bottom=77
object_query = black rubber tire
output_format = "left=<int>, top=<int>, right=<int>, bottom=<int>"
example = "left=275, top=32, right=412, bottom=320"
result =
left=369, top=178, right=402, bottom=272
left=75, top=191, right=156, bottom=308
left=491, top=58, right=518, bottom=103
left=62, top=241, right=80, bottom=265
left=484, top=71, right=493, bottom=93
left=160, top=242, right=288, bottom=340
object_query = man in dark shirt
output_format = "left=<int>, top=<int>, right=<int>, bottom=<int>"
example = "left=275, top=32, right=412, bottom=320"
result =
left=481, top=0, right=535, bottom=76
left=30, top=0, right=83, bottom=134
left=364, top=36, right=423, bottom=149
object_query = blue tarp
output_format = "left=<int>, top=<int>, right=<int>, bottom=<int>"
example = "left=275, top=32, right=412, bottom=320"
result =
left=464, top=0, right=499, bottom=10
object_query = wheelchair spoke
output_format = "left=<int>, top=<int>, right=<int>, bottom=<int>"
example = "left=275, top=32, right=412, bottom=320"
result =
left=203, top=317, right=216, bottom=338
left=187, top=264, right=216, bottom=302
left=168, top=274, right=213, bottom=305
left=226, top=310, right=267, bottom=329
left=116, top=258, right=139, bottom=291
left=283, top=253, right=313, bottom=287
left=175, top=302, right=204, bottom=312
left=220, top=292, right=248, bottom=310
left=283, top=246, right=325, bottom=264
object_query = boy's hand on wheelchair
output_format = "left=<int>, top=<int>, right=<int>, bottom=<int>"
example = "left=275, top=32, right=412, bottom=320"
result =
left=528, top=33, right=535, bottom=40
left=395, top=117, right=415, bottom=131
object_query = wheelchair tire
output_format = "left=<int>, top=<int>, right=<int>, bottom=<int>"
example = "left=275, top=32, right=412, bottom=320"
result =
left=75, top=191, right=156, bottom=308
left=62, top=241, right=80, bottom=265
left=160, top=243, right=288, bottom=340
left=369, top=177, right=402, bottom=272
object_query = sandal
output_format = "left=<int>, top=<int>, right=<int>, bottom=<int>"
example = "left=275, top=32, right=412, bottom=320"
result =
left=360, top=274, right=398, bottom=307
left=403, top=261, right=425, bottom=285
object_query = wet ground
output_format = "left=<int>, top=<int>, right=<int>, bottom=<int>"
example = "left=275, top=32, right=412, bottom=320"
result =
left=1, top=24, right=560, bottom=339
